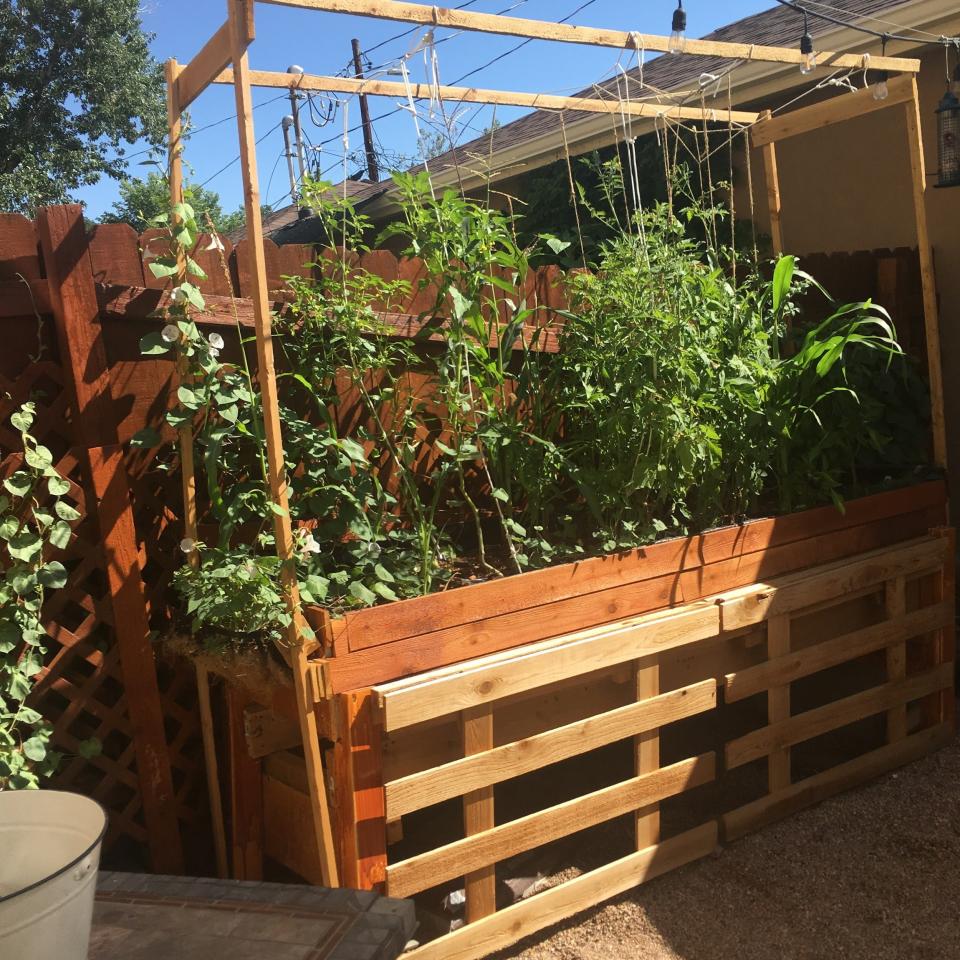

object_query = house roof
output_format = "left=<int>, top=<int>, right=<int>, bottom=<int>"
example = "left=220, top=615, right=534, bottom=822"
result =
left=228, top=178, right=388, bottom=243
left=417, top=0, right=924, bottom=180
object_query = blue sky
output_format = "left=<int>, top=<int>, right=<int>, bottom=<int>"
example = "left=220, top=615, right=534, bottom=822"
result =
left=78, top=0, right=775, bottom=219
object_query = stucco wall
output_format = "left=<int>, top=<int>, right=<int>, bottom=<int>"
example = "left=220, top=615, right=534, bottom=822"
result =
left=746, top=45, right=960, bottom=486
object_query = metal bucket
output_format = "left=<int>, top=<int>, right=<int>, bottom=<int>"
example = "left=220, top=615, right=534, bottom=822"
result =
left=0, top=790, right=107, bottom=960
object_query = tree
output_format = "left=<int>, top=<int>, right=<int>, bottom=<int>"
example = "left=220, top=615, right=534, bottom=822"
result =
left=100, top=172, right=227, bottom=233
left=0, top=0, right=166, bottom=214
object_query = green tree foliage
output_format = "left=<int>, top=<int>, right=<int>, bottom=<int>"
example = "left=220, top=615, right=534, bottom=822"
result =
left=0, top=0, right=166, bottom=213
left=100, top=172, right=226, bottom=233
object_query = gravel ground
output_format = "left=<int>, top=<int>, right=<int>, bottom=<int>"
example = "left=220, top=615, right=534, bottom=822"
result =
left=490, top=732, right=960, bottom=960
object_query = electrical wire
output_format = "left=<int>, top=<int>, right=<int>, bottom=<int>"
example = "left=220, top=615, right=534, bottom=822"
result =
left=773, top=0, right=959, bottom=46
left=361, top=0, right=482, bottom=58
left=198, top=122, right=281, bottom=188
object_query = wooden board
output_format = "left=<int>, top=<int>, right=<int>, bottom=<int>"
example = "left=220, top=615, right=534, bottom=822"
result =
left=387, top=753, right=716, bottom=899
left=384, top=678, right=716, bottom=819
left=255, top=0, right=919, bottom=73
left=402, top=822, right=718, bottom=960
left=724, top=723, right=953, bottom=841
left=377, top=603, right=720, bottom=732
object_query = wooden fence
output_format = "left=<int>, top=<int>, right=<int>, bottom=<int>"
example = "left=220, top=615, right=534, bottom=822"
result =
left=0, top=203, right=932, bottom=870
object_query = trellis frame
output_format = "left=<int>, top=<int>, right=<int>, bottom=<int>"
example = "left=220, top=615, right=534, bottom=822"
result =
left=168, top=0, right=927, bottom=890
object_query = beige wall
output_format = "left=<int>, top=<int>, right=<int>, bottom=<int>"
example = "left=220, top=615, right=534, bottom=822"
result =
left=745, top=46, right=960, bottom=490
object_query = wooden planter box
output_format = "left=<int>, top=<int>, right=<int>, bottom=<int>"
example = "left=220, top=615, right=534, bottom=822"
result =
left=227, top=480, right=954, bottom=959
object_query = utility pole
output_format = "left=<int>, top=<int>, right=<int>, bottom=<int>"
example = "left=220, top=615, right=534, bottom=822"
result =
left=351, top=39, right=380, bottom=183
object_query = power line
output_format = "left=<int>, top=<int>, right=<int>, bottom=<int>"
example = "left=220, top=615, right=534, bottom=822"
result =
left=198, top=122, right=281, bottom=188
left=361, top=0, right=482, bottom=57
left=773, top=0, right=959, bottom=46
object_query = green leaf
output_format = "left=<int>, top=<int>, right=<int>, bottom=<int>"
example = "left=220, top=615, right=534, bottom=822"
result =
left=10, top=406, right=35, bottom=432
left=24, top=444, right=53, bottom=470
left=55, top=501, right=81, bottom=521
left=772, top=255, right=796, bottom=316
left=37, top=561, right=68, bottom=590
left=48, top=521, right=72, bottom=550
left=47, top=475, right=71, bottom=496
left=22, top=736, right=47, bottom=763
left=77, top=738, right=102, bottom=759
left=139, top=331, right=171, bottom=356
left=3, top=472, right=32, bottom=497
left=372, top=581, right=398, bottom=602
left=491, top=487, right=510, bottom=503
left=8, top=530, right=42, bottom=563
left=373, top=563, right=395, bottom=583
left=348, top=581, right=377, bottom=605
left=130, top=426, right=162, bottom=448
left=148, top=258, right=180, bottom=279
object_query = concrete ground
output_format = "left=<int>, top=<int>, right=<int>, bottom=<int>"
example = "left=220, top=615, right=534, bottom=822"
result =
left=491, top=733, right=960, bottom=960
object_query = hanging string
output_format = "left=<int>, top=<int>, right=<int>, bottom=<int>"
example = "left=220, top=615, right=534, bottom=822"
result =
left=743, top=128, right=759, bottom=269
left=559, top=111, right=588, bottom=268
left=727, top=75, right=737, bottom=285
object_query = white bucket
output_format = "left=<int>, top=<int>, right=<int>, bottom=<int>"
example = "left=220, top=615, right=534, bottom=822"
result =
left=0, top=790, right=107, bottom=960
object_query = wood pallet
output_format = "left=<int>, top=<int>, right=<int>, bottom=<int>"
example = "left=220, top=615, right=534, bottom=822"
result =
left=290, top=532, right=955, bottom=960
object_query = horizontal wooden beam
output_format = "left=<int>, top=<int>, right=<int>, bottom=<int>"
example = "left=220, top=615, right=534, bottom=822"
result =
left=258, top=0, right=920, bottom=74
left=213, top=69, right=762, bottom=124
left=385, top=678, right=716, bottom=819
left=387, top=752, right=715, bottom=899
left=717, top=535, right=947, bottom=633
left=96, top=284, right=561, bottom=353
left=724, top=722, right=953, bottom=841
left=751, top=73, right=914, bottom=147
left=402, top=821, right=717, bottom=960
left=175, top=21, right=235, bottom=111
left=726, top=662, right=953, bottom=770
left=725, top=601, right=953, bottom=703
left=377, top=602, right=720, bottom=731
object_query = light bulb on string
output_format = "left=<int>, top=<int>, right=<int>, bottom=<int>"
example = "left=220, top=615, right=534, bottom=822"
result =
left=669, top=1, right=686, bottom=55
left=799, top=12, right=816, bottom=75
left=872, top=38, right=890, bottom=101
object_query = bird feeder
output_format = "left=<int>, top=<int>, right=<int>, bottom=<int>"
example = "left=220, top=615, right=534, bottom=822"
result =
left=936, top=66, right=960, bottom=188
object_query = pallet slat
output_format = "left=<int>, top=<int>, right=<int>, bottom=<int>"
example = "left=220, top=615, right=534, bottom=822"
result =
left=384, top=678, right=716, bottom=819
left=378, top=604, right=719, bottom=732
left=726, top=663, right=953, bottom=770
left=386, top=753, right=715, bottom=899
left=724, top=723, right=953, bottom=841
left=402, top=821, right=719, bottom=960
left=724, top=601, right=952, bottom=702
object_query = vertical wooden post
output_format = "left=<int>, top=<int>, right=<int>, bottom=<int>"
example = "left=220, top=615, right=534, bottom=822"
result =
left=36, top=204, right=184, bottom=873
left=759, top=110, right=784, bottom=258
left=196, top=664, right=230, bottom=878
left=634, top=658, right=660, bottom=850
left=462, top=704, right=496, bottom=922
left=335, top=689, right=387, bottom=891
left=164, top=58, right=201, bottom=563
left=227, top=0, right=339, bottom=886
left=885, top=576, right=908, bottom=742
left=904, top=79, right=948, bottom=471
left=767, top=614, right=791, bottom=792
left=227, top=685, right=264, bottom=880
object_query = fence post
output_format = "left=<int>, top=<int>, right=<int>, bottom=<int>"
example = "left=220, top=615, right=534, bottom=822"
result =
left=36, top=203, right=184, bottom=874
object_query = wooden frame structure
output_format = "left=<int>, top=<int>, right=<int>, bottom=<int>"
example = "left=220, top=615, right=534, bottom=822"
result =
left=164, top=0, right=946, bottom=937
left=750, top=71, right=947, bottom=469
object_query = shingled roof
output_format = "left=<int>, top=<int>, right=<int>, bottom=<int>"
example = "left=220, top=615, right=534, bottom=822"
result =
left=419, top=0, right=918, bottom=178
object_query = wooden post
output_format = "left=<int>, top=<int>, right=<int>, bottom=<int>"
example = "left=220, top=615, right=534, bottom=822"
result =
left=334, top=689, right=387, bottom=890
left=227, top=0, right=339, bottom=887
left=462, top=704, right=496, bottom=922
left=884, top=576, right=908, bottom=743
left=196, top=664, right=230, bottom=878
left=227, top=685, right=264, bottom=880
left=904, top=78, right=947, bottom=471
left=759, top=110, right=784, bottom=258
left=35, top=204, right=184, bottom=873
left=634, top=658, right=660, bottom=849
left=767, top=613, right=791, bottom=792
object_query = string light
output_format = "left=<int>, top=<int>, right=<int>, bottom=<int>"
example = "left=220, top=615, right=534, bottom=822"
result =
left=669, top=1, right=686, bottom=55
left=872, top=38, right=889, bottom=101
left=799, top=11, right=817, bottom=74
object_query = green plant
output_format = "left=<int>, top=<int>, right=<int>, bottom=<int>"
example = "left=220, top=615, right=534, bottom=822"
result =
left=0, top=404, right=97, bottom=789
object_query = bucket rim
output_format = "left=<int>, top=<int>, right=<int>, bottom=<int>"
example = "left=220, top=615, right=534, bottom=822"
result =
left=0, top=790, right=108, bottom=905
